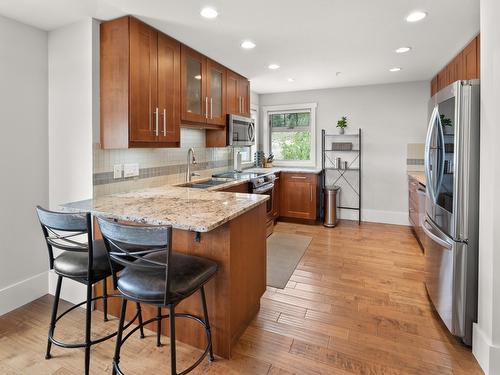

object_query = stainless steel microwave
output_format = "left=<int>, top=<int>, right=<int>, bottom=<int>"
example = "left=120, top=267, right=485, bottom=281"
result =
left=228, top=114, right=255, bottom=146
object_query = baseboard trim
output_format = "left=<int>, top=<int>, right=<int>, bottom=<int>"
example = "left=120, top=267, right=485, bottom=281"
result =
left=339, top=208, right=409, bottom=226
left=473, top=323, right=500, bottom=375
left=0, top=271, right=48, bottom=316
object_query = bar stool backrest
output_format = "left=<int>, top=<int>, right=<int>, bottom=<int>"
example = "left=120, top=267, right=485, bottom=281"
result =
left=97, top=217, right=173, bottom=305
left=35, top=206, right=93, bottom=272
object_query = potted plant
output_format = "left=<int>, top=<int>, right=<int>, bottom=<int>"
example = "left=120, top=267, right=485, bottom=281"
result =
left=337, top=116, right=348, bottom=134
left=440, top=114, right=453, bottom=134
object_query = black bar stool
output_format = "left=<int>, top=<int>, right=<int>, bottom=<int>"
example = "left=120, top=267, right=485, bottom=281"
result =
left=97, top=217, right=218, bottom=375
left=36, top=206, right=145, bottom=375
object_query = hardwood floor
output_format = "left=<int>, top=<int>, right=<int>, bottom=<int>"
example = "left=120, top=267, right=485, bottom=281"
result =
left=0, top=221, right=483, bottom=374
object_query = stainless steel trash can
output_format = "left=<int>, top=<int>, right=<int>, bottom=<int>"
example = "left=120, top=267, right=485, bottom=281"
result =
left=324, top=186, right=340, bottom=227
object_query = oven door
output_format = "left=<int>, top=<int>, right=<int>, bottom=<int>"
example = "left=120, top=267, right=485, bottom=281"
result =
left=229, top=115, right=255, bottom=146
left=253, top=183, right=274, bottom=216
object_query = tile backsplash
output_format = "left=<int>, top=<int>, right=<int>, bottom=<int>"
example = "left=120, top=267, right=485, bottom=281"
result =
left=407, top=143, right=424, bottom=172
left=93, top=128, right=233, bottom=197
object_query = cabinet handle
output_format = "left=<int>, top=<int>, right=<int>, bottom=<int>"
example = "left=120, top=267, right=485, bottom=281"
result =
left=155, top=107, right=159, bottom=136
left=239, top=96, right=242, bottom=113
left=291, top=176, right=306, bottom=179
left=210, top=97, right=213, bottom=119
left=205, top=97, right=209, bottom=119
left=310, top=186, right=313, bottom=202
left=242, top=97, right=245, bottom=113
left=163, top=108, right=167, bottom=136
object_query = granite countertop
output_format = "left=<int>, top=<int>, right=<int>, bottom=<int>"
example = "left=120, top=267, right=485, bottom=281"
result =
left=408, top=171, right=426, bottom=186
left=62, top=185, right=268, bottom=232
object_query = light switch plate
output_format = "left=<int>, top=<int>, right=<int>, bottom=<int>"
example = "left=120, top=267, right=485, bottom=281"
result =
left=113, top=164, right=123, bottom=179
left=124, top=163, right=139, bottom=178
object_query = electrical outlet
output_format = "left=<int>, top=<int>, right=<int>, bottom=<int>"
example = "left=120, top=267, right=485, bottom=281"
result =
left=113, top=164, right=123, bottom=179
left=124, top=163, right=139, bottom=178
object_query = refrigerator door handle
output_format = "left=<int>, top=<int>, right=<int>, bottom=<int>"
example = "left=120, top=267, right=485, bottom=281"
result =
left=425, top=106, right=439, bottom=203
left=423, top=219, right=453, bottom=249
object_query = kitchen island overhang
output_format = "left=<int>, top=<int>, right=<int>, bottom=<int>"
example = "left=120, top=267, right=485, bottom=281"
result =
left=63, top=185, right=269, bottom=359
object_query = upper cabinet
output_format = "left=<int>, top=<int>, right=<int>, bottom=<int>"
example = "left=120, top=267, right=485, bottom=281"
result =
left=227, top=70, right=250, bottom=117
left=101, top=16, right=250, bottom=148
left=101, top=16, right=181, bottom=148
left=431, top=35, right=480, bottom=97
left=181, top=46, right=227, bottom=127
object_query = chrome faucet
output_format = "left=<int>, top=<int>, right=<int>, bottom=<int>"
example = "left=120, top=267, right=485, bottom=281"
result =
left=186, top=148, right=200, bottom=183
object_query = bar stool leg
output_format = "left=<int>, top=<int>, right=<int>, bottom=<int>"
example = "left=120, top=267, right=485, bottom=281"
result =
left=169, top=304, right=177, bottom=375
left=84, top=283, right=92, bottom=375
left=113, top=299, right=127, bottom=375
left=45, top=275, right=62, bottom=360
left=103, top=280, right=108, bottom=322
left=200, top=286, right=214, bottom=361
left=156, top=307, right=162, bottom=347
left=136, top=303, right=145, bottom=338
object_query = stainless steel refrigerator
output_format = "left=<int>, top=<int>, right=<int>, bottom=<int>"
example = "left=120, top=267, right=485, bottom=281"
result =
left=423, top=80, right=480, bottom=346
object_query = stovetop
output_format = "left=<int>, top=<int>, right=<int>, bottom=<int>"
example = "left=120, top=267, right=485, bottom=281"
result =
left=212, top=171, right=273, bottom=180
left=212, top=171, right=276, bottom=188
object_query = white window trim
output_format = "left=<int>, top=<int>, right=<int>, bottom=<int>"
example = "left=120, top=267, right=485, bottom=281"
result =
left=262, top=102, right=317, bottom=167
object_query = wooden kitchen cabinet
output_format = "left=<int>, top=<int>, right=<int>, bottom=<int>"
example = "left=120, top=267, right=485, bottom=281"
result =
left=462, top=37, right=479, bottom=80
left=431, top=35, right=480, bottom=96
left=227, top=70, right=250, bottom=116
left=100, top=16, right=181, bottom=148
left=181, top=47, right=228, bottom=127
left=280, top=172, right=318, bottom=220
left=207, top=59, right=227, bottom=126
left=181, top=46, right=207, bottom=124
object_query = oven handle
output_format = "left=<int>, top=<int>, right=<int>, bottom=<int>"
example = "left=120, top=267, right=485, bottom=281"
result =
left=253, top=183, right=274, bottom=194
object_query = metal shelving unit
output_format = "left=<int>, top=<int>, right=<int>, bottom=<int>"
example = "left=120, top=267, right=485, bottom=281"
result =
left=321, top=128, right=362, bottom=224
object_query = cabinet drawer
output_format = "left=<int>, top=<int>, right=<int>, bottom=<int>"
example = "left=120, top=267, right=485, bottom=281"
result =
left=283, top=172, right=316, bottom=183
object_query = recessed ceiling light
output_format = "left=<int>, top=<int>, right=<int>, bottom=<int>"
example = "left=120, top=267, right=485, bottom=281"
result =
left=406, top=11, right=427, bottom=23
left=268, top=64, right=280, bottom=70
left=389, top=67, right=402, bottom=72
left=287, top=78, right=295, bottom=82
left=395, top=46, right=412, bottom=54
left=241, top=40, right=256, bottom=49
left=200, top=7, right=218, bottom=19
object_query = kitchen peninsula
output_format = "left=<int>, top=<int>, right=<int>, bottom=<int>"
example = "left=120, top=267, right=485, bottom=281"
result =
left=63, top=186, right=268, bottom=359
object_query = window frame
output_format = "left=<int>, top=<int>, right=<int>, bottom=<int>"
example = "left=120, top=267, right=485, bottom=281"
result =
left=262, top=103, right=317, bottom=167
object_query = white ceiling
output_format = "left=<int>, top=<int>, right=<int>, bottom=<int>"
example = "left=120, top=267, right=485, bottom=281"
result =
left=0, top=0, right=479, bottom=93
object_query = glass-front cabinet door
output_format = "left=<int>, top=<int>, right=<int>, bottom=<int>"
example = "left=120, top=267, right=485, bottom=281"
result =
left=207, top=59, right=226, bottom=126
left=181, top=46, right=207, bottom=123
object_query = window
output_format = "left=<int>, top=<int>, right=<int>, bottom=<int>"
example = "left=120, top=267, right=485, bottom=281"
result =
left=263, top=103, right=317, bottom=167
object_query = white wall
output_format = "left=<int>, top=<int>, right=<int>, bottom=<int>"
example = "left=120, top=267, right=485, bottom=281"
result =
left=259, top=81, right=429, bottom=225
left=472, top=0, right=500, bottom=373
left=0, top=15, right=48, bottom=315
left=48, top=18, right=95, bottom=303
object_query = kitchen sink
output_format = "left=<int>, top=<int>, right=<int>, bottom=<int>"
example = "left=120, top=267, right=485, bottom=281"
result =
left=179, top=178, right=232, bottom=189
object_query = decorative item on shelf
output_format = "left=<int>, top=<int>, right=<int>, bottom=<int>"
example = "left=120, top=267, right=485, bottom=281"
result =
left=343, top=161, right=349, bottom=169
left=440, top=114, right=454, bottom=135
left=336, top=115, right=348, bottom=134
left=445, top=143, right=454, bottom=153
left=332, top=142, right=353, bottom=151
left=336, top=157, right=342, bottom=169
left=254, top=151, right=265, bottom=167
